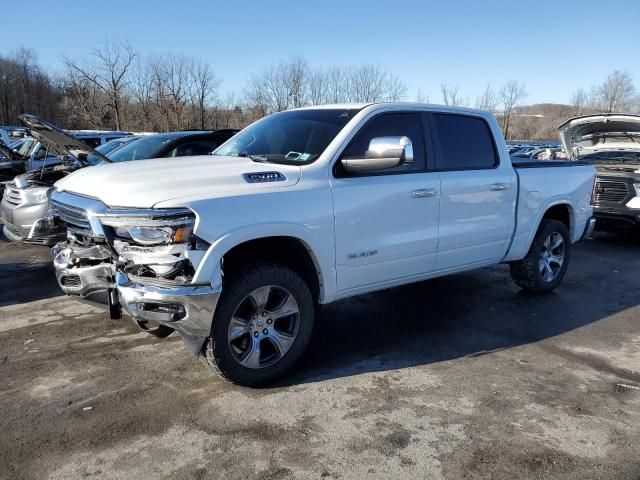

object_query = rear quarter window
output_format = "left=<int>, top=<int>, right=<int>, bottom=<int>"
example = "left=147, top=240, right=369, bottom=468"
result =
left=432, top=113, right=498, bottom=170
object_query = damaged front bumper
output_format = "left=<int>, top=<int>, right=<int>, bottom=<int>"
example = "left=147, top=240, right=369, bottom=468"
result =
left=52, top=243, right=113, bottom=305
left=115, top=272, right=220, bottom=354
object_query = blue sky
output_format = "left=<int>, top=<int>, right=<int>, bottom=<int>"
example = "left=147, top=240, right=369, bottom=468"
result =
left=4, top=0, right=639, bottom=105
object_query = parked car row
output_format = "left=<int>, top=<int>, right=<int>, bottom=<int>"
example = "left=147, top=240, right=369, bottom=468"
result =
left=0, top=115, right=238, bottom=244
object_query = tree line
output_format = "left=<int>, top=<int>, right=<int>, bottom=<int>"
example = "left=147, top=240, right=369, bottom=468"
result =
left=0, top=40, right=638, bottom=140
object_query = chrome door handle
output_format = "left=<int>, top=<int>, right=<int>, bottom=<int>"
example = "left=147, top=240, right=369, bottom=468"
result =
left=490, top=183, right=508, bottom=191
left=412, top=188, right=437, bottom=198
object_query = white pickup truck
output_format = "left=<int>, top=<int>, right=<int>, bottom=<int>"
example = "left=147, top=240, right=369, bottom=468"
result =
left=50, top=103, right=596, bottom=386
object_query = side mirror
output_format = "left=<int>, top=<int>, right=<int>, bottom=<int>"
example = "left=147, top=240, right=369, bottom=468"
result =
left=341, top=136, right=413, bottom=173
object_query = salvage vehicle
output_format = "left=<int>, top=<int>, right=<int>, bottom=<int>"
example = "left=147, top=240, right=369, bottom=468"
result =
left=1, top=115, right=238, bottom=244
left=559, top=114, right=640, bottom=231
left=50, top=103, right=596, bottom=386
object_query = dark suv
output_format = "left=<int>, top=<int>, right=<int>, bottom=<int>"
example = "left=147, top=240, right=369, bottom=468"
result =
left=98, top=130, right=240, bottom=164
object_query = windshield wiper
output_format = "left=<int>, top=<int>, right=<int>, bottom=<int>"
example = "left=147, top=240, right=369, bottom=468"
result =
left=247, top=154, right=270, bottom=163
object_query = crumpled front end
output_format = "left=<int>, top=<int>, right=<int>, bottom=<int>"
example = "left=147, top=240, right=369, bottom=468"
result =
left=52, top=241, right=113, bottom=305
left=49, top=189, right=219, bottom=354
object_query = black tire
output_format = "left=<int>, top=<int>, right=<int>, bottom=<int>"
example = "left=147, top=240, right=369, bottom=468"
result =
left=202, top=262, right=314, bottom=387
left=136, top=321, right=175, bottom=338
left=510, top=219, right=571, bottom=293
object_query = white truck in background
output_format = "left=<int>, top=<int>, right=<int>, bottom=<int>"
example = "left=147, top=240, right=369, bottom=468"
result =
left=49, top=103, right=596, bottom=386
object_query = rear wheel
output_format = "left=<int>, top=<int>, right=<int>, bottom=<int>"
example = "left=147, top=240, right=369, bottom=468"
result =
left=510, top=219, right=571, bottom=292
left=202, top=263, right=314, bottom=387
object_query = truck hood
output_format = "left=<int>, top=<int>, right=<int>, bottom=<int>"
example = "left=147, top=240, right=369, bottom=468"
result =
left=558, top=114, right=640, bottom=160
left=54, top=155, right=302, bottom=208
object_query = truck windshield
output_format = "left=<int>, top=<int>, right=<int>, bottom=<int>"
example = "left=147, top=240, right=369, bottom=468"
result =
left=213, top=109, right=360, bottom=165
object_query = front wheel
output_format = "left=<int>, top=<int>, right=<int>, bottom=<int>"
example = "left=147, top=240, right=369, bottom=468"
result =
left=202, top=263, right=314, bottom=387
left=510, top=219, right=571, bottom=293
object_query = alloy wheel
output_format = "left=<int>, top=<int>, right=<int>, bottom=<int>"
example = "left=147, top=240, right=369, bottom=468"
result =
left=227, top=285, right=300, bottom=369
left=539, top=232, right=565, bottom=282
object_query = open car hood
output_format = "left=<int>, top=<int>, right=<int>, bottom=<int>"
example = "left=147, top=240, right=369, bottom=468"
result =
left=558, top=114, right=640, bottom=160
left=19, top=114, right=112, bottom=165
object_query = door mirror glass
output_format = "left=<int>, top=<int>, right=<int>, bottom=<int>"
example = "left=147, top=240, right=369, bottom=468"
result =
left=341, top=136, right=413, bottom=173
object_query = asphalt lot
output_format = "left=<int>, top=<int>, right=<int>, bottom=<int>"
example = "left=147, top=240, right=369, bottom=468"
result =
left=0, top=233, right=639, bottom=480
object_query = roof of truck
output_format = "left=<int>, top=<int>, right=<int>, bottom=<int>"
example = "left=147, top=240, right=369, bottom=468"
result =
left=293, top=102, right=490, bottom=115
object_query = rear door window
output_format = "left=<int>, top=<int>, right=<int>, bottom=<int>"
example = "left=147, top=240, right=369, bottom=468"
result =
left=431, top=113, right=498, bottom=170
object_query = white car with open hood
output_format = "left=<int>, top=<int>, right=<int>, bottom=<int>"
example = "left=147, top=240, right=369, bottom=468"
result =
left=50, top=103, right=596, bottom=386
left=558, top=113, right=640, bottom=231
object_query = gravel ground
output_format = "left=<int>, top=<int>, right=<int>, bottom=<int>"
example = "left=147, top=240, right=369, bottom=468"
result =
left=0, top=233, right=639, bottom=479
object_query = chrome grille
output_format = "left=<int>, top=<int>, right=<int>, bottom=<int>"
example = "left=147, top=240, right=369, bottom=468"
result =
left=2, top=184, right=23, bottom=206
left=594, top=179, right=631, bottom=204
left=50, top=199, right=92, bottom=233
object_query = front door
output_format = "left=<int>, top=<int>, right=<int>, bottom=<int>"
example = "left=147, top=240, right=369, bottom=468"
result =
left=331, top=112, right=441, bottom=293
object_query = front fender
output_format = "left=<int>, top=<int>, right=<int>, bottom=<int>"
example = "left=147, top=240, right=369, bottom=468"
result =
left=191, top=223, right=337, bottom=304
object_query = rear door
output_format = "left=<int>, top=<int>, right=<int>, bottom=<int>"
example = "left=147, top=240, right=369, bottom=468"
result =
left=430, top=112, right=516, bottom=270
left=331, top=112, right=441, bottom=293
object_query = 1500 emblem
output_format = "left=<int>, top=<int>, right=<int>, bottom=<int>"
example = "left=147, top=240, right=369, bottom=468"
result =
left=347, top=250, right=378, bottom=260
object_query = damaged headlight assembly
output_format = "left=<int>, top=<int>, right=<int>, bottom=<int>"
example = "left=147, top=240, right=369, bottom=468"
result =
left=99, top=210, right=209, bottom=281
left=102, top=214, right=194, bottom=246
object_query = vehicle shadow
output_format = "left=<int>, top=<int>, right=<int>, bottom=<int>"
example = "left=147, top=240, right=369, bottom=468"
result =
left=279, top=233, right=640, bottom=387
left=0, top=232, right=61, bottom=307
left=0, top=260, right=60, bottom=307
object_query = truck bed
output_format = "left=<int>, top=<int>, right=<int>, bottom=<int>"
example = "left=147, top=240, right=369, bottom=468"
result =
left=511, top=158, right=589, bottom=168
left=504, top=161, right=595, bottom=262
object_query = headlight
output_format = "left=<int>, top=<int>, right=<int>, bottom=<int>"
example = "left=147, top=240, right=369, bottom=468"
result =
left=101, top=211, right=195, bottom=246
left=31, top=188, right=49, bottom=203
left=634, top=183, right=640, bottom=196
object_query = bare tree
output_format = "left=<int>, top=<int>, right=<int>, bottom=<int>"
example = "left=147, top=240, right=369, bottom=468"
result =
left=63, top=73, right=110, bottom=127
left=346, top=64, right=407, bottom=102
left=307, top=67, right=326, bottom=105
left=285, top=56, right=308, bottom=108
left=129, top=57, right=155, bottom=130
left=415, top=89, right=429, bottom=103
left=475, top=84, right=498, bottom=111
left=324, top=66, right=346, bottom=104
left=499, top=80, right=527, bottom=139
left=245, top=62, right=290, bottom=113
left=383, top=74, right=408, bottom=102
left=190, top=61, right=219, bottom=129
left=441, top=83, right=466, bottom=106
left=570, top=87, right=588, bottom=116
left=599, top=70, right=636, bottom=112
left=63, top=38, right=135, bottom=130
left=0, top=49, right=62, bottom=125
